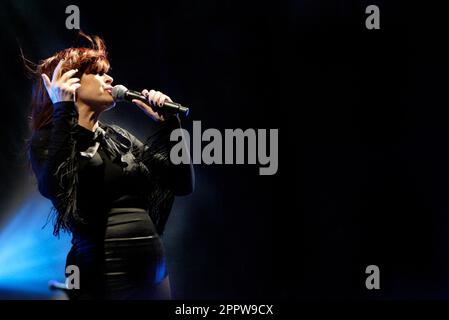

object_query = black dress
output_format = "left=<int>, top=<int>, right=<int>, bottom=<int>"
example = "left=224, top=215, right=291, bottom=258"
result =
left=29, top=101, right=194, bottom=300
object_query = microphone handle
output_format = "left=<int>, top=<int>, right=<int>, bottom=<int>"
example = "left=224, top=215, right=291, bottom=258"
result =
left=126, top=90, right=189, bottom=116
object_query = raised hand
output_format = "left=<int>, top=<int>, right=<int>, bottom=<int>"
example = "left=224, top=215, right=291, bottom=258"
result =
left=41, top=59, right=81, bottom=104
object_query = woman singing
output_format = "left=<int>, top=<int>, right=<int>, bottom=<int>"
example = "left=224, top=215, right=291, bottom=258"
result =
left=27, top=34, right=194, bottom=300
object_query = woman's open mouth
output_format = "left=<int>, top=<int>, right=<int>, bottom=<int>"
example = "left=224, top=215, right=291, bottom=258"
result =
left=105, top=88, right=113, bottom=95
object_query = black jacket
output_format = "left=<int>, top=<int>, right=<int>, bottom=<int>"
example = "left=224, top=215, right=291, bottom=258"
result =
left=29, top=101, right=194, bottom=236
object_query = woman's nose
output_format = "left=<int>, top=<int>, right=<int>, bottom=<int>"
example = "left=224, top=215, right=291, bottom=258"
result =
left=105, top=74, right=113, bottom=84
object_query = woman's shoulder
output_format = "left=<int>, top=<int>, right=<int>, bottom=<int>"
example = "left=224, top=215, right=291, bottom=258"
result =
left=101, top=122, right=142, bottom=147
left=104, top=123, right=131, bottom=138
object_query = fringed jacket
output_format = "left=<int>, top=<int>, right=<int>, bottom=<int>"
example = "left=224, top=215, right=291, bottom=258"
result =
left=29, top=101, right=194, bottom=237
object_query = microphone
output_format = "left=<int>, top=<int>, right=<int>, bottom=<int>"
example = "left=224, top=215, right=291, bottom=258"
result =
left=112, top=85, right=189, bottom=116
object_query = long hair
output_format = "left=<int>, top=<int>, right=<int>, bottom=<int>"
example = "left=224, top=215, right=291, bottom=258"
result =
left=26, top=32, right=110, bottom=133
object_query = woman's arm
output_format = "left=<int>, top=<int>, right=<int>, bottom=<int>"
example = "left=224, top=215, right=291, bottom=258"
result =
left=28, top=60, right=84, bottom=235
left=30, top=59, right=81, bottom=200
left=29, top=101, right=80, bottom=200
left=130, top=89, right=195, bottom=196
left=120, top=116, right=195, bottom=196
left=142, top=115, right=194, bottom=196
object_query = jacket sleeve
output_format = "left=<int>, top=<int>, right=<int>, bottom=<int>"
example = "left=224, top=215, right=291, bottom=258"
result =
left=29, top=101, right=80, bottom=198
left=29, top=101, right=82, bottom=234
left=112, top=116, right=194, bottom=236
left=127, top=115, right=195, bottom=196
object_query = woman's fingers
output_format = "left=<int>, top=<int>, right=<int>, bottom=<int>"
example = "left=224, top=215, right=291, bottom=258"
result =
left=142, top=89, right=172, bottom=106
left=147, top=89, right=157, bottom=106
left=66, top=77, right=80, bottom=85
left=153, top=91, right=162, bottom=106
left=51, top=59, right=65, bottom=83
left=153, top=91, right=168, bottom=106
left=41, top=73, right=52, bottom=90
left=142, top=89, right=155, bottom=105
left=144, top=89, right=160, bottom=107
left=157, top=95, right=167, bottom=106
left=59, top=69, right=78, bottom=83
left=140, top=88, right=172, bottom=121
left=69, top=83, right=82, bottom=91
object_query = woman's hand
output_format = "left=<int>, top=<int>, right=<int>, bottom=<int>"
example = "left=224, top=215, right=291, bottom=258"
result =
left=41, top=59, right=81, bottom=104
left=132, top=89, right=173, bottom=122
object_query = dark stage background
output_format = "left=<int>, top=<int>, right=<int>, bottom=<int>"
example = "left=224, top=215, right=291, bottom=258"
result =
left=1, top=0, right=449, bottom=300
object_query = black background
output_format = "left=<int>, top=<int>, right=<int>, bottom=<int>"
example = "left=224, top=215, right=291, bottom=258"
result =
left=1, top=0, right=449, bottom=300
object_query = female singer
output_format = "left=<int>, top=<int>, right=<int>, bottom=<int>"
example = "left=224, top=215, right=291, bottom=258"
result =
left=27, top=34, right=194, bottom=300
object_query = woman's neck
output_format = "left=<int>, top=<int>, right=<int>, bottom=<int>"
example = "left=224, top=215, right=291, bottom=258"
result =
left=76, top=101, right=100, bottom=132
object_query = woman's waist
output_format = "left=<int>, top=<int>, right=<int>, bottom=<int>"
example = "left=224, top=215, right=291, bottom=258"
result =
left=72, top=207, right=159, bottom=247
left=106, top=207, right=158, bottom=239
left=77, top=194, right=149, bottom=212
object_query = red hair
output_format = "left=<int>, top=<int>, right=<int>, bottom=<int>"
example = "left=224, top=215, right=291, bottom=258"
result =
left=27, top=33, right=110, bottom=132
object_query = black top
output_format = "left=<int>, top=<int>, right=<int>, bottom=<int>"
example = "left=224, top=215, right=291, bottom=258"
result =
left=76, top=125, right=149, bottom=208
left=29, top=101, right=194, bottom=239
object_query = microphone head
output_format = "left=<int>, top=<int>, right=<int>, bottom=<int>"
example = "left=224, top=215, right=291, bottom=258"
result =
left=112, top=85, right=128, bottom=102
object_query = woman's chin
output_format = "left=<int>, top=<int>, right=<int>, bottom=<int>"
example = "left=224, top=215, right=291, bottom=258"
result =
left=102, top=95, right=116, bottom=107
left=104, top=100, right=116, bottom=111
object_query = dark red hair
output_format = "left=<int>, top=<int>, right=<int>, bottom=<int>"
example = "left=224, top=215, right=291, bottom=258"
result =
left=27, top=33, right=110, bottom=132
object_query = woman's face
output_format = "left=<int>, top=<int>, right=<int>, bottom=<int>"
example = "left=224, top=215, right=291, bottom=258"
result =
left=76, top=72, right=115, bottom=112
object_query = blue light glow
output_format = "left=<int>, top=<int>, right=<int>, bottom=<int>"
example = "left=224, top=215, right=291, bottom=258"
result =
left=155, top=256, right=167, bottom=284
left=0, top=194, right=71, bottom=297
